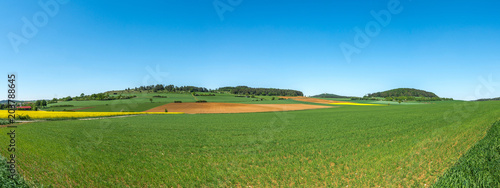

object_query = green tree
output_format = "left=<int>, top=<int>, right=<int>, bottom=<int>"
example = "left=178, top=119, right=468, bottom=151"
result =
left=150, top=98, right=153, bottom=103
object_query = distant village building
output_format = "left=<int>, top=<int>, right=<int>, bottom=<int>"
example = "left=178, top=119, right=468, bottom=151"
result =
left=17, top=106, right=32, bottom=110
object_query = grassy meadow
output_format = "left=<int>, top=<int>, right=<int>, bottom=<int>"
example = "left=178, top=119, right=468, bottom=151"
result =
left=1, top=100, right=499, bottom=187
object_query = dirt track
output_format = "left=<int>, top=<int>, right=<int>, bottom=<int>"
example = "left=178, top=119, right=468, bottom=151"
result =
left=144, top=102, right=333, bottom=114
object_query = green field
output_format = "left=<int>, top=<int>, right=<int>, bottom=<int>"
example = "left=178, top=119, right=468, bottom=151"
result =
left=317, top=97, right=429, bottom=105
left=44, top=93, right=301, bottom=112
left=433, top=120, right=500, bottom=187
left=2, top=101, right=499, bottom=187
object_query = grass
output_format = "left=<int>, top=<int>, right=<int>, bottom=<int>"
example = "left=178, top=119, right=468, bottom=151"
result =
left=433, top=120, right=500, bottom=187
left=1, top=101, right=498, bottom=187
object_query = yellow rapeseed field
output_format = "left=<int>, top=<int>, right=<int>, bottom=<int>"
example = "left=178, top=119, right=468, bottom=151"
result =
left=0, top=110, right=184, bottom=119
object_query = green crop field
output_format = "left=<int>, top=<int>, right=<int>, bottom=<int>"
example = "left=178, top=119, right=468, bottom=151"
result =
left=1, top=101, right=498, bottom=187
left=433, top=120, right=500, bottom=187
left=44, top=93, right=198, bottom=112
left=43, top=92, right=301, bottom=112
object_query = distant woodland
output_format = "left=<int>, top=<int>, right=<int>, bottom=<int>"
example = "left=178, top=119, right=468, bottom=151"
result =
left=121, top=85, right=304, bottom=96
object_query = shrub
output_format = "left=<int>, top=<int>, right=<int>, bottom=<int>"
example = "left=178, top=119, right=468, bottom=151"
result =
left=164, top=109, right=168, bottom=112
left=153, top=95, right=168, bottom=98
left=51, top=105, right=74, bottom=107
left=174, top=101, right=182, bottom=103
left=16, top=114, right=31, bottom=120
left=0, top=120, right=10, bottom=125
left=0, top=156, right=32, bottom=187
left=194, top=93, right=215, bottom=96
left=196, top=100, right=207, bottom=103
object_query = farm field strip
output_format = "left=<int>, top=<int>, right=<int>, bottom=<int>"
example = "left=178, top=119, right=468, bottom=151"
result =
left=0, top=110, right=184, bottom=119
left=280, top=96, right=346, bottom=104
left=144, top=102, right=334, bottom=114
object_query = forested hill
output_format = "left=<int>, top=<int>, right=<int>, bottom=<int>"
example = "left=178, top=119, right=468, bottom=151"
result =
left=367, top=88, right=439, bottom=98
left=476, top=97, right=500, bottom=101
left=311, top=93, right=351, bottom=98
left=217, top=86, right=303, bottom=96
left=118, top=85, right=303, bottom=96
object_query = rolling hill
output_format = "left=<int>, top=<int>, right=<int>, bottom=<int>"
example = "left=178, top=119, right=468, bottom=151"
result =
left=367, top=88, right=439, bottom=98
left=311, top=93, right=352, bottom=98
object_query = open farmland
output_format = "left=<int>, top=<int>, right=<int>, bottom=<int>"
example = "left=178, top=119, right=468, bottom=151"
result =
left=144, top=102, right=334, bottom=114
left=2, top=101, right=499, bottom=187
left=43, top=93, right=305, bottom=112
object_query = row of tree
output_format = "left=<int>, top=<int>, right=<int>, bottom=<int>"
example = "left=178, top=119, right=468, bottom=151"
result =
left=0, top=100, right=48, bottom=110
left=123, top=85, right=304, bottom=96
left=126, top=85, right=210, bottom=93
left=55, top=93, right=136, bottom=102
left=476, top=97, right=500, bottom=101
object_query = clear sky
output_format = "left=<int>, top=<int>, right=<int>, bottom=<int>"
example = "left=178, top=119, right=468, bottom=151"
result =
left=1, top=0, right=499, bottom=100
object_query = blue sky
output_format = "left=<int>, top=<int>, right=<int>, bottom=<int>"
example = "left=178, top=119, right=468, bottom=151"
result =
left=1, top=0, right=499, bottom=100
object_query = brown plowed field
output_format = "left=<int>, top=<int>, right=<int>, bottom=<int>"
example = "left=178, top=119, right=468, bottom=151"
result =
left=144, top=102, right=333, bottom=114
left=279, top=96, right=352, bottom=104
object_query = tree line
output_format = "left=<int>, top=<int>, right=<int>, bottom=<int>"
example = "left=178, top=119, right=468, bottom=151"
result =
left=217, top=86, right=303, bottom=96
left=311, top=93, right=351, bottom=98
left=366, top=88, right=439, bottom=98
left=54, top=93, right=136, bottom=102
left=351, top=96, right=453, bottom=102
left=475, top=97, right=500, bottom=101
left=0, top=100, right=48, bottom=111
left=123, top=85, right=304, bottom=96
left=125, top=85, right=209, bottom=93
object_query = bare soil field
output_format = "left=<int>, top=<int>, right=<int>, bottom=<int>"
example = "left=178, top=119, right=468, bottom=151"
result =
left=279, top=96, right=352, bottom=104
left=144, top=102, right=333, bottom=114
